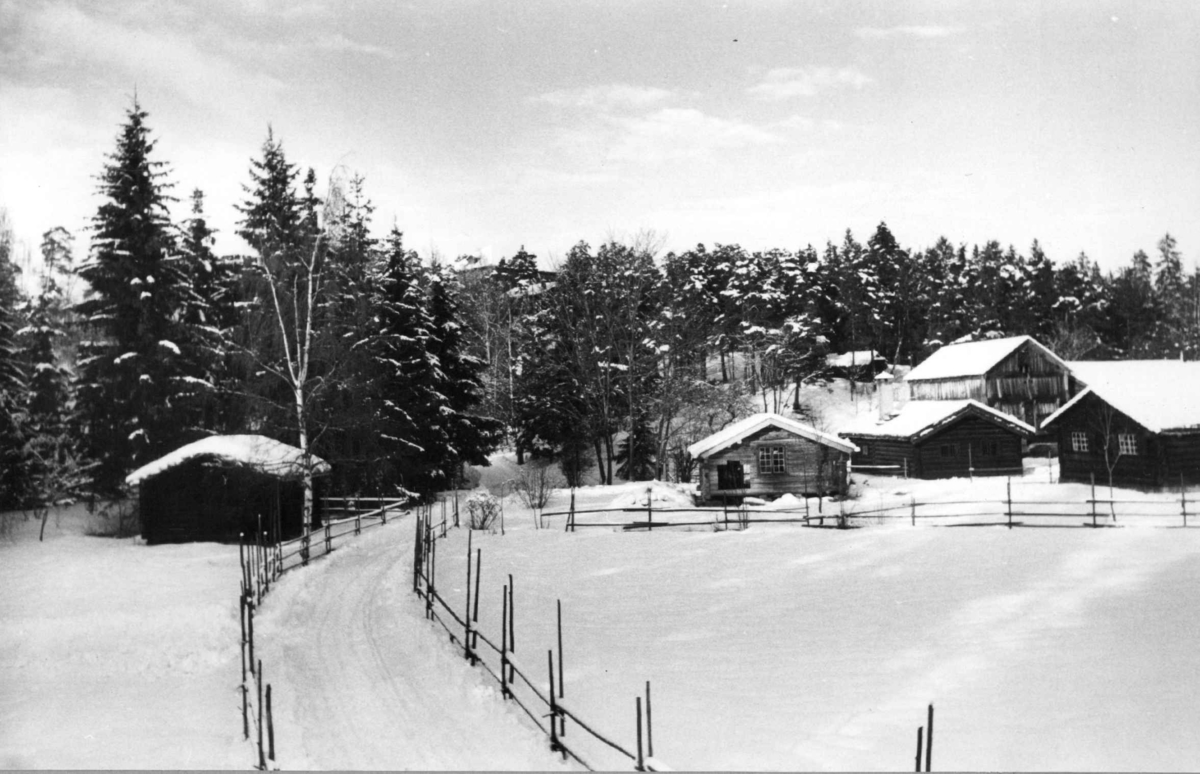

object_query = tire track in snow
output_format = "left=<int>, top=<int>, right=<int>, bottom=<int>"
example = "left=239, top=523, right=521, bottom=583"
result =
left=258, top=522, right=571, bottom=770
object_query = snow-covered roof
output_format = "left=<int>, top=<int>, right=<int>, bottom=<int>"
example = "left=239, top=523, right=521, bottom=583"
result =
left=838, top=399, right=1036, bottom=441
left=825, top=350, right=886, bottom=368
left=905, top=335, right=1067, bottom=381
left=687, top=413, right=858, bottom=459
left=1041, top=361, right=1200, bottom=434
left=126, top=435, right=331, bottom=485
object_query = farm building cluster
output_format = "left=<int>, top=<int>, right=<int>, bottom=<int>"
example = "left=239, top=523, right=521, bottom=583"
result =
left=691, top=335, right=1200, bottom=503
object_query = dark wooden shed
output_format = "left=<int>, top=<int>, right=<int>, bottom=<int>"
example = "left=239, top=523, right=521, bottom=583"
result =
left=1043, top=361, right=1200, bottom=489
left=688, top=413, right=857, bottom=503
left=840, top=399, right=1035, bottom=479
left=904, top=335, right=1072, bottom=429
left=125, top=435, right=331, bottom=545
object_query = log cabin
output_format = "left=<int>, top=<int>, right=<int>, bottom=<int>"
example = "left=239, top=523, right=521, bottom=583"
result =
left=125, top=435, right=330, bottom=544
left=688, top=413, right=857, bottom=503
left=1043, top=361, right=1200, bottom=489
left=839, top=399, right=1035, bottom=479
left=904, top=335, right=1072, bottom=429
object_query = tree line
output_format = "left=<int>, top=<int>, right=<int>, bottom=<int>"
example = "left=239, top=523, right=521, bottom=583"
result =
left=1, top=99, right=1196, bottom=516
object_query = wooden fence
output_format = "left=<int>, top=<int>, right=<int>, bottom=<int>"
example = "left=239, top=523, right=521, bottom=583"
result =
left=413, top=512, right=671, bottom=772
left=542, top=478, right=1200, bottom=532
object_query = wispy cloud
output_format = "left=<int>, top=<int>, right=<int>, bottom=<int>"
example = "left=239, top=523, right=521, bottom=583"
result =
left=313, top=33, right=395, bottom=59
left=531, top=83, right=675, bottom=110
left=551, top=107, right=779, bottom=167
left=748, top=67, right=873, bottom=100
left=14, top=3, right=284, bottom=114
left=854, top=25, right=963, bottom=39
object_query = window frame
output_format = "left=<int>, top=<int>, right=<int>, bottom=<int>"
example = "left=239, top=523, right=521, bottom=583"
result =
left=757, top=445, right=787, bottom=475
left=1071, top=430, right=1089, bottom=453
left=1118, top=433, right=1138, bottom=456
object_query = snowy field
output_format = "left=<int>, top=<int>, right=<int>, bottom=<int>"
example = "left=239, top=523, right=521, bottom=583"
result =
left=4, top=468, right=1200, bottom=770
left=0, top=505, right=246, bottom=769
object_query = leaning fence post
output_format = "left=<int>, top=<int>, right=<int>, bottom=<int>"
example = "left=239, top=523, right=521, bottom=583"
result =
left=507, top=574, right=516, bottom=684
left=915, top=727, right=923, bottom=772
left=548, top=650, right=562, bottom=756
left=471, top=548, right=482, bottom=654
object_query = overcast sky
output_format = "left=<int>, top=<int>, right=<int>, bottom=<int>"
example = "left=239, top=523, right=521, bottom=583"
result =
left=2, top=0, right=1198, bottom=274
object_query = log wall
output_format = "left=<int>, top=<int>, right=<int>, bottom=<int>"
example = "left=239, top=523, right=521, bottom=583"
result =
left=699, top=427, right=849, bottom=501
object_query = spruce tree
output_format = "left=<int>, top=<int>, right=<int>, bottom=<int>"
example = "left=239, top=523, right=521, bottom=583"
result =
left=75, top=99, right=196, bottom=494
left=0, top=212, right=29, bottom=510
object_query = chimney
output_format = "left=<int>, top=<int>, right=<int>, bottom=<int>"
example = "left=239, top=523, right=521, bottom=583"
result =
left=879, top=380, right=894, bottom=420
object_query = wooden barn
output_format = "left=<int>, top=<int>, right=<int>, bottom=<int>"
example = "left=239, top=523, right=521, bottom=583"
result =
left=125, top=435, right=331, bottom=545
left=839, top=399, right=1035, bottom=479
left=904, top=335, right=1072, bottom=429
left=687, top=413, right=857, bottom=503
left=1042, top=361, right=1200, bottom=489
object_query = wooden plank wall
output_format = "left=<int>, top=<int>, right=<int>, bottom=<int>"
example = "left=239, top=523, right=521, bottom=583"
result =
left=914, top=416, right=1023, bottom=478
left=701, top=426, right=849, bottom=499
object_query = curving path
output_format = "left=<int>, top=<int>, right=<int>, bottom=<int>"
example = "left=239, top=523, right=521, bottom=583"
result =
left=256, top=519, right=571, bottom=770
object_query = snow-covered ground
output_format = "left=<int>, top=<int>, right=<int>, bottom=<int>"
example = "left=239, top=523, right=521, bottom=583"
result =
left=0, top=505, right=245, bottom=769
left=427, top=478, right=1200, bottom=771
left=5, top=467, right=1200, bottom=770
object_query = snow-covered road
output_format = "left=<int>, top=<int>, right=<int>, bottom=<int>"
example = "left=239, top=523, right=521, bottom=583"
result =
left=255, top=518, right=572, bottom=771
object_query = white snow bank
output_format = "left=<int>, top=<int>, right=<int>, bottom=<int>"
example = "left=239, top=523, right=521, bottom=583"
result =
left=606, top=482, right=696, bottom=509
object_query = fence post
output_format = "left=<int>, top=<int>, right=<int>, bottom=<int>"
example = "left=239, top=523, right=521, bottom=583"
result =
left=508, top=574, right=516, bottom=684
left=548, top=650, right=562, bottom=756
left=1091, top=473, right=1097, bottom=528
left=302, top=527, right=309, bottom=567
left=464, top=531, right=473, bottom=661
left=256, top=660, right=265, bottom=771
left=1006, top=478, right=1012, bottom=529
left=471, top=548, right=482, bottom=654
left=500, top=584, right=510, bottom=698
left=903, top=457, right=908, bottom=479
left=247, top=599, right=255, bottom=676
left=926, top=703, right=934, bottom=772
left=915, top=727, right=923, bottom=772
left=647, top=486, right=653, bottom=532
left=636, top=696, right=645, bottom=771
left=356, top=510, right=361, bottom=536
left=267, top=683, right=275, bottom=763
left=1182, top=474, right=1188, bottom=527
left=567, top=488, right=576, bottom=533
left=557, top=600, right=566, bottom=737
left=413, top=513, right=422, bottom=593
left=645, top=680, right=654, bottom=759
left=427, top=527, right=436, bottom=621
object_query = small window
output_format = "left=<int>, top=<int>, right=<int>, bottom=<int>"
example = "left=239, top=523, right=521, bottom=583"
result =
left=1071, top=431, right=1089, bottom=453
left=940, top=444, right=956, bottom=458
left=757, top=446, right=786, bottom=474
left=859, top=443, right=871, bottom=457
left=1118, top=434, right=1137, bottom=456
